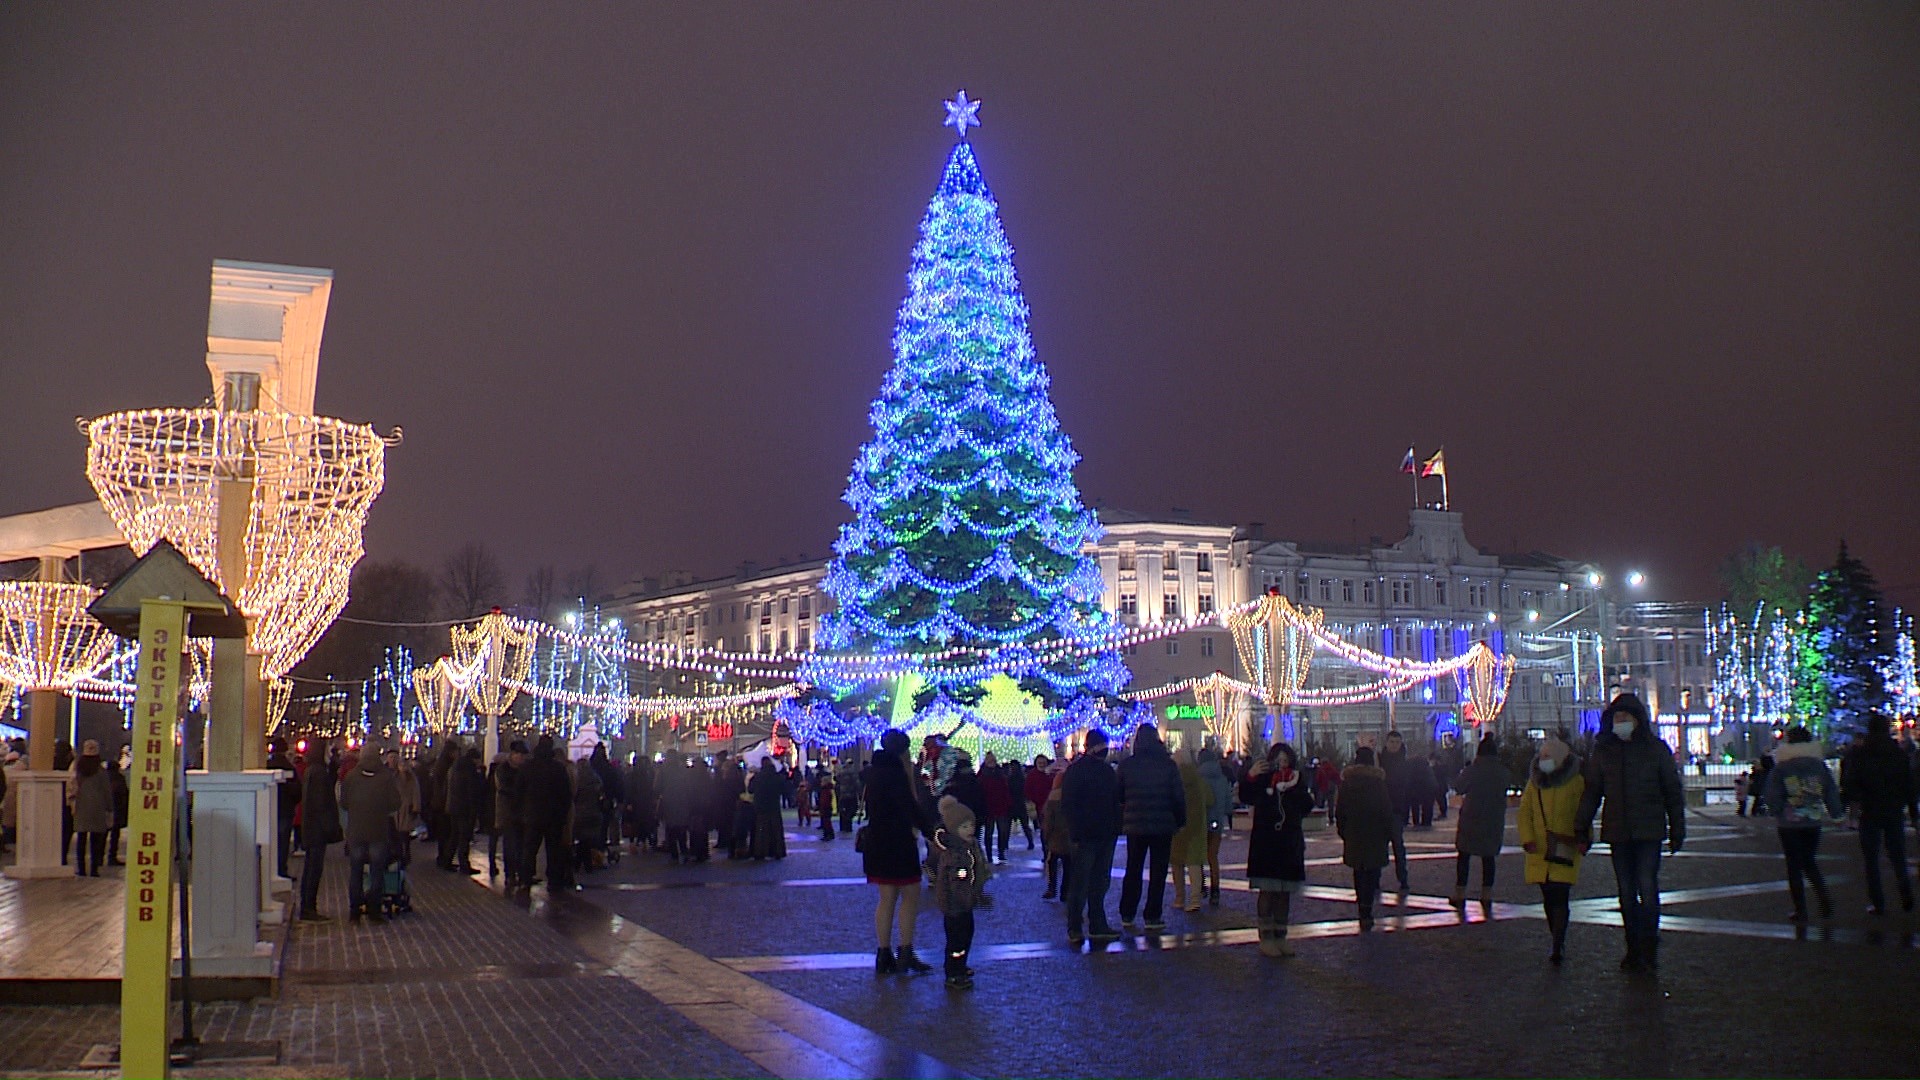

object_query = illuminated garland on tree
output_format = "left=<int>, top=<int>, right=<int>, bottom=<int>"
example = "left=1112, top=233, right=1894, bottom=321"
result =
left=801, top=95, right=1129, bottom=733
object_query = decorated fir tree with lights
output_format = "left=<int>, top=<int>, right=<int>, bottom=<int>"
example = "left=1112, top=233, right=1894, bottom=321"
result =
left=803, top=93, right=1129, bottom=730
left=1802, top=543, right=1891, bottom=742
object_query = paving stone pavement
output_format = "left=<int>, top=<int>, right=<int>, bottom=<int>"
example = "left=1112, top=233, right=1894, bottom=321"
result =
left=535, top=807, right=1920, bottom=1078
left=0, top=844, right=770, bottom=1079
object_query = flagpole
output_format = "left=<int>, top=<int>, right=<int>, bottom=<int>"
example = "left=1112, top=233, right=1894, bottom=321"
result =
left=1441, top=468, right=1449, bottom=512
left=1412, top=452, right=1420, bottom=508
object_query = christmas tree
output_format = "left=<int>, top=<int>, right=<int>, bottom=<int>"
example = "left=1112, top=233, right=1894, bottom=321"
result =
left=804, top=94, right=1129, bottom=731
left=1803, top=542, right=1891, bottom=742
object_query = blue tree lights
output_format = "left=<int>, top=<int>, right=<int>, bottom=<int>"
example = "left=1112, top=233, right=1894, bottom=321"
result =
left=797, top=97, right=1132, bottom=743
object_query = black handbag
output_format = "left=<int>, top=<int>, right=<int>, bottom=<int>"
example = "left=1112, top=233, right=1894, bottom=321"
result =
left=854, top=825, right=870, bottom=852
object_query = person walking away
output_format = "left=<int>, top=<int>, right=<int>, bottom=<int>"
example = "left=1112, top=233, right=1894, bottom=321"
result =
left=750, top=759, right=788, bottom=859
left=572, top=751, right=606, bottom=872
left=1576, top=693, right=1686, bottom=971
left=1841, top=714, right=1917, bottom=915
left=1116, top=725, right=1186, bottom=933
left=979, top=755, right=1013, bottom=863
left=686, top=758, right=715, bottom=861
left=1336, top=746, right=1394, bottom=931
left=339, top=747, right=402, bottom=922
left=1379, top=732, right=1414, bottom=889
left=269, top=746, right=300, bottom=878
left=1171, top=748, right=1210, bottom=912
left=1764, top=726, right=1843, bottom=923
left=428, top=740, right=459, bottom=868
left=1040, top=760, right=1071, bottom=898
left=1026, top=755, right=1056, bottom=857
left=816, top=771, right=837, bottom=841
left=67, top=741, right=113, bottom=877
left=1518, top=734, right=1586, bottom=963
left=709, top=752, right=737, bottom=856
left=658, top=758, right=692, bottom=862
left=625, top=754, right=657, bottom=852
left=1409, top=752, right=1438, bottom=829
left=931, top=795, right=993, bottom=988
left=385, top=749, right=422, bottom=870
left=491, top=742, right=527, bottom=881
left=795, top=767, right=813, bottom=829
left=1242, top=742, right=1315, bottom=955
left=54, top=739, right=74, bottom=866
left=106, top=757, right=130, bottom=867
left=298, top=742, right=342, bottom=920
left=1199, top=746, right=1234, bottom=905
left=865, top=730, right=934, bottom=974
left=1430, top=750, right=1455, bottom=823
left=1007, top=758, right=1033, bottom=851
left=837, top=755, right=861, bottom=835
left=519, top=735, right=575, bottom=892
left=1061, top=730, right=1123, bottom=945
left=1451, top=735, right=1513, bottom=912
left=1315, top=756, right=1342, bottom=830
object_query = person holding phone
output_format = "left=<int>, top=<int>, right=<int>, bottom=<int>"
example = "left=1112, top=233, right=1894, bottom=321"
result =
left=1241, top=742, right=1316, bottom=956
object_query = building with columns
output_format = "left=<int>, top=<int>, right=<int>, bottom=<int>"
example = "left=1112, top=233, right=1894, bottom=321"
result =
left=611, top=506, right=1617, bottom=750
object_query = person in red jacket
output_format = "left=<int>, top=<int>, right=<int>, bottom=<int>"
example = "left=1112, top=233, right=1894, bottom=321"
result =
left=1315, top=758, right=1342, bottom=829
left=979, top=754, right=1014, bottom=864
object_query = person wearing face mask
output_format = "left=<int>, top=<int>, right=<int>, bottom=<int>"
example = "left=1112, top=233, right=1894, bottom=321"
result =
left=1518, top=734, right=1586, bottom=963
left=1576, top=693, right=1685, bottom=972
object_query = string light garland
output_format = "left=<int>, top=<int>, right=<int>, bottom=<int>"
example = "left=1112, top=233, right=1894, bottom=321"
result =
left=1454, top=645, right=1516, bottom=728
left=412, top=658, right=469, bottom=735
left=0, top=582, right=121, bottom=691
left=85, top=407, right=391, bottom=678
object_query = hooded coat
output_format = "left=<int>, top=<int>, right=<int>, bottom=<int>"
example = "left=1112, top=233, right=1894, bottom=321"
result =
left=1116, top=728, right=1186, bottom=837
left=1171, top=759, right=1210, bottom=864
left=1518, top=754, right=1587, bottom=885
left=1576, top=707, right=1686, bottom=847
left=1840, top=733, right=1918, bottom=823
left=518, top=743, right=575, bottom=831
left=1763, top=741, right=1842, bottom=829
left=1452, top=752, right=1513, bottom=859
left=1335, top=764, right=1394, bottom=870
left=339, top=757, right=402, bottom=846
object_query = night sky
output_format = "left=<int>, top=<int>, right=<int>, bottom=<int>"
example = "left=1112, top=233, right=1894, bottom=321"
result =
left=3, top=5, right=1915, bottom=603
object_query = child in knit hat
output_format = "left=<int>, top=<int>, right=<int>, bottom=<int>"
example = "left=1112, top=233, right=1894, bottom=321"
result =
left=932, top=794, right=993, bottom=988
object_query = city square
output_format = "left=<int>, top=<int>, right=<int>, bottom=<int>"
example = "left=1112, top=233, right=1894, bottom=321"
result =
left=1, top=5, right=1916, bottom=1079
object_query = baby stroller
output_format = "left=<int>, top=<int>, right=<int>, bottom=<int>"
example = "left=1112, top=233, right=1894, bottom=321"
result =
left=360, top=825, right=413, bottom=917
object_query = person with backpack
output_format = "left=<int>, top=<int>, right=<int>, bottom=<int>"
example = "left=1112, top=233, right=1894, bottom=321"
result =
left=930, top=795, right=993, bottom=988
left=1518, top=734, right=1586, bottom=963
left=1764, top=726, right=1843, bottom=923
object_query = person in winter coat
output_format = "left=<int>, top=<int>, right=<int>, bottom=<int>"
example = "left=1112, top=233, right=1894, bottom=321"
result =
left=750, top=759, right=788, bottom=860
left=518, top=735, right=575, bottom=892
left=1170, top=750, right=1210, bottom=912
left=625, top=755, right=657, bottom=852
left=269, top=747, right=301, bottom=878
left=814, top=771, right=837, bottom=841
left=1408, top=753, right=1438, bottom=829
left=1378, top=731, right=1414, bottom=889
left=428, top=740, right=460, bottom=867
left=1025, top=754, right=1055, bottom=853
left=979, top=756, right=1013, bottom=862
left=384, top=749, right=422, bottom=869
left=1314, top=757, right=1342, bottom=829
left=711, top=752, right=742, bottom=855
left=944, top=753, right=987, bottom=827
left=836, top=756, right=862, bottom=834
left=106, top=758, right=129, bottom=868
left=1840, top=714, right=1917, bottom=915
left=444, top=747, right=484, bottom=873
left=1040, top=761, right=1071, bottom=899
left=67, top=740, right=114, bottom=877
left=865, top=730, right=934, bottom=975
left=1335, top=746, right=1395, bottom=931
left=299, top=741, right=343, bottom=920
left=1006, top=759, right=1032, bottom=850
left=572, top=752, right=606, bottom=871
left=1451, top=735, right=1513, bottom=911
left=1242, top=742, right=1316, bottom=956
left=1061, top=730, right=1122, bottom=945
left=1764, top=726, right=1844, bottom=923
left=930, top=795, right=993, bottom=988
left=1198, top=746, right=1234, bottom=906
left=1115, top=725, right=1186, bottom=931
left=1576, top=693, right=1686, bottom=972
left=339, top=748, right=402, bottom=922
left=1518, top=734, right=1586, bottom=963
left=658, top=758, right=695, bottom=862
left=491, top=742, right=527, bottom=881
left=1430, top=750, right=1457, bottom=823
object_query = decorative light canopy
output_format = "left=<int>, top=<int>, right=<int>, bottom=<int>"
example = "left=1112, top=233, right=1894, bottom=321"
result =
left=85, top=407, right=390, bottom=678
left=1454, top=645, right=1516, bottom=728
left=412, top=659, right=469, bottom=735
left=1229, top=593, right=1322, bottom=711
left=0, top=582, right=120, bottom=691
left=448, top=610, right=536, bottom=720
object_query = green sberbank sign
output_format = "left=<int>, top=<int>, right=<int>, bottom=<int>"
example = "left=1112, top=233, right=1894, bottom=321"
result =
left=1165, top=703, right=1214, bottom=720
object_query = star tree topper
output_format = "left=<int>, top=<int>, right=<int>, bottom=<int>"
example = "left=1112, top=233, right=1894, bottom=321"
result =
left=944, top=90, right=981, bottom=139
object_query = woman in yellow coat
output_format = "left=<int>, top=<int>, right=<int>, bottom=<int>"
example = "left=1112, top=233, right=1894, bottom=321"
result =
left=1517, top=735, right=1585, bottom=964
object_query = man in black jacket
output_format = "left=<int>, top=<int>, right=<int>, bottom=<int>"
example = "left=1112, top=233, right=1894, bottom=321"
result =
left=1577, top=693, right=1685, bottom=972
left=1060, top=730, right=1122, bottom=946
left=1841, top=714, right=1918, bottom=915
left=1115, top=725, right=1186, bottom=932
left=517, top=736, right=575, bottom=893
left=298, top=740, right=342, bottom=921
left=1379, top=731, right=1414, bottom=889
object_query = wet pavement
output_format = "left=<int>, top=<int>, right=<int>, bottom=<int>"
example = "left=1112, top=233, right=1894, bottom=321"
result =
left=2, top=805, right=1913, bottom=1077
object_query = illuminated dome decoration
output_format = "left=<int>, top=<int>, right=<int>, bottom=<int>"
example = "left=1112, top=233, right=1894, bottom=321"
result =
left=800, top=93, right=1130, bottom=735
left=84, top=407, right=388, bottom=679
left=0, top=582, right=120, bottom=691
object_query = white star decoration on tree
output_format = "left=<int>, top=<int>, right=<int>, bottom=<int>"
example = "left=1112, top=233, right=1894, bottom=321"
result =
left=944, top=90, right=981, bottom=139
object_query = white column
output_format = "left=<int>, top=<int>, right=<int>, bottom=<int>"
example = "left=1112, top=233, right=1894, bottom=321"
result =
left=4, top=773, right=72, bottom=879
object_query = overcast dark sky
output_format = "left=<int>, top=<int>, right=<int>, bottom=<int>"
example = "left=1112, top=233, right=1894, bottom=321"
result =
left=3, top=4, right=1916, bottom=604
